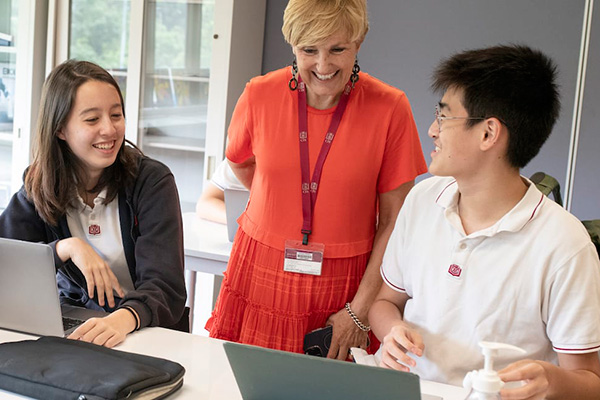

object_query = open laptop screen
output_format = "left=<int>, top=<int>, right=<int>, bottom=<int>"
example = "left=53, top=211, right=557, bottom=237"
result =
left=0, top=237, right=106, bottom=337
left=223, top=341, right=425, bottom=400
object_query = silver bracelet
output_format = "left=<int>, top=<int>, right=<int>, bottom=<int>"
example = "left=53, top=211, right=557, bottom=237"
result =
left=345, top=302, right=370, bottom=332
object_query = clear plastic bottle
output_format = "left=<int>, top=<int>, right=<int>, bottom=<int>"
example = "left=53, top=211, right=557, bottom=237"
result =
left=463, top=341, right=526, bottom=400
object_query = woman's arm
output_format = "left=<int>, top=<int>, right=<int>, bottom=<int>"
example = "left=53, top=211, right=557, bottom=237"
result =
left=348, top=179, right=414, bottom=321
left=325, top=180, right=414, bottom=360
left=228, top=157, right=256, bottom=190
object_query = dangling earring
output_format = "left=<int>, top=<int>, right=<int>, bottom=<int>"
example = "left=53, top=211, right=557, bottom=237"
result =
left=350, top=58, right=360, bottom=87
left=289, top=59, right=298, bottom=91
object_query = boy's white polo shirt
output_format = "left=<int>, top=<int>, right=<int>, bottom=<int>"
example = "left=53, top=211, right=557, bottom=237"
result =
left=381, top=176, right=600, bottom=386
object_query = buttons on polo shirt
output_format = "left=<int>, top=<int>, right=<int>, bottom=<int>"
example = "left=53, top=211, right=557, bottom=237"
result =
left=459, top=243, right=467, bottom=250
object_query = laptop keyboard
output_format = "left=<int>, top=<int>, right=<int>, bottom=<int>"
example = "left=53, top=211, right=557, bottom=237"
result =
left=62, top=316, right=84, bottom=332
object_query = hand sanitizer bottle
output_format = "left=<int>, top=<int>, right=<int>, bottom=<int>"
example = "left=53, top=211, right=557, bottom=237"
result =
left=463, top=341, right=526, bottom=400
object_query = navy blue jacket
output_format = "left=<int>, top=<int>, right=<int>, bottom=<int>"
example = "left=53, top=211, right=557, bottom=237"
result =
left=0, top=156, right=186, bottom=329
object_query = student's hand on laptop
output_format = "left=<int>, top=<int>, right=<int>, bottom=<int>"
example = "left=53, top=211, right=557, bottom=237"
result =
left=379, top=323, right=424, bottom=372
left=325, top=308, right=369, bottom=361
left=56, top=237, right=125, bottom=308
left=67, top=308, right=136, bottom=348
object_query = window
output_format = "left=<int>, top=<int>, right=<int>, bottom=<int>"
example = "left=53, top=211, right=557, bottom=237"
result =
left=0, top=0, right=17, bottom=209
left=69, top=0, right=130, bottom=98
left=138, top=0, right=214, bottom=211
left=67, top=0, right=215, bottom=211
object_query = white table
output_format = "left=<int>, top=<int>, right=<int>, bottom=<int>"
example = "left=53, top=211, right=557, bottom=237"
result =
left=182, top=212, right=232, bottom=329
left=0, top=329, right=469, bottom=400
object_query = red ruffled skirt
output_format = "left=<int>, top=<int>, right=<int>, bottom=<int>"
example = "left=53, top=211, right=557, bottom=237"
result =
left=206, top=229, right=379, bottom=353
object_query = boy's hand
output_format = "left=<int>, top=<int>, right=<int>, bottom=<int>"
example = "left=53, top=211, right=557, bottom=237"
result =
left=379, top=322, right=424, bottom=372
left=499, top=359, right=550, bottom=400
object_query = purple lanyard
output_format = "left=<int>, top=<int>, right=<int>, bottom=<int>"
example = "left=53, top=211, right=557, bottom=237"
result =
left=297, top=75, right=352, bottom=245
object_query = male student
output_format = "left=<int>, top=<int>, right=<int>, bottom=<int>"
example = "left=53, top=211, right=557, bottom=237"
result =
left=369, top=44, right=600, bottom=399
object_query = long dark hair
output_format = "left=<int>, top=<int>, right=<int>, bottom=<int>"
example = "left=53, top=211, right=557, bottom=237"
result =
left=25, top=59, right=142, bottom=225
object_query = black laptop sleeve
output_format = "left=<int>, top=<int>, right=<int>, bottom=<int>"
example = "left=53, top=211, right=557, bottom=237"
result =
left=0, top=336, right=185, bottom=400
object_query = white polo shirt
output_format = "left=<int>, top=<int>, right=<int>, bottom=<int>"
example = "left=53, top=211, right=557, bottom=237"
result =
left=67, top=189, right=135, bottom=294
left=211, top=159, right=246, bottom=191
left=381, top=176, right=600, bottom=386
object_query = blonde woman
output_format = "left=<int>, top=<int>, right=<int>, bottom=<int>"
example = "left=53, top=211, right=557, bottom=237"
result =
left=207, top=0, right=427, bottom=358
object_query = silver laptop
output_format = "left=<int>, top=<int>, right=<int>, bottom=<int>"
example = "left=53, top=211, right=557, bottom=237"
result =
left=223, top=341, right=443, bottom=400
left=224, top=188, right=250, bottom=242
left=0, top=237, right=107, bottom=337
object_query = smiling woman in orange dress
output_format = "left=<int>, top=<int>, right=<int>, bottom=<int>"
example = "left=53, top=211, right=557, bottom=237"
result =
left=206, top=0, right=427, bottom=358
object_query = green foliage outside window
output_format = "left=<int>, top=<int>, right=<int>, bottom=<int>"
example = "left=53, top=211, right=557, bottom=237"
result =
left=69, top=0, right=214, bottom=105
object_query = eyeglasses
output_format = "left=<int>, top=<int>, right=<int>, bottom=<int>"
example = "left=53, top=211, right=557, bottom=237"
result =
left=434, top=104, right=485, bottom=131
left=434, top=104, right=509, bottom=131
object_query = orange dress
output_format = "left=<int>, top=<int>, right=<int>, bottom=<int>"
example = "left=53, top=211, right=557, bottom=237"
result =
left=206, top=68, right=427, bottom=353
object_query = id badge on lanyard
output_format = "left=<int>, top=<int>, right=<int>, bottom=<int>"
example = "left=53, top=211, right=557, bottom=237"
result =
left=283, top=240, right=325, bottom=275
left=283, top=76, right=352, bottom=276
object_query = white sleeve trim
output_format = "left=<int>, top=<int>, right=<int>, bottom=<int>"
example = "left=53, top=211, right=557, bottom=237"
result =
left=552, top=342, right=600, bottom=354
left=381, top=266, right=407, bottom=293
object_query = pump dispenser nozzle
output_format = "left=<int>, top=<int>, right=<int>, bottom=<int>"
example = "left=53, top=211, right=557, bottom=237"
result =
left=463, top=341, right=527, bottom=398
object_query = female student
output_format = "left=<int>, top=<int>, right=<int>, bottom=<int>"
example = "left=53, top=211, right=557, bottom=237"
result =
left=0, top=60, right=187, bottom=347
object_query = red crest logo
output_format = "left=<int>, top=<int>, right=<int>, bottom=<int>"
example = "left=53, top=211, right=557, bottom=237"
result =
left=447, top=264, right=462, bottom=277
left=88, top=224, right=101, bottom=235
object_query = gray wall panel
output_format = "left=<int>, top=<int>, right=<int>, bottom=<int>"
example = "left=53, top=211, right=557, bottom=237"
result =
left=262, top=1, right=290, bottom=72
left=359, top=0, right=584, bottom=187
left=262, top=1, right=590, bottom=212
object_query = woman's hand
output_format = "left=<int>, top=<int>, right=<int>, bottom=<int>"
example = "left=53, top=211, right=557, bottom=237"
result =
left=67, top=308, right=137, bottom=348
left=325, top=307, right=369, bottom=360
left=56, top=237, right=124, bottom=308
left=379, top=322, right=424, bottom=372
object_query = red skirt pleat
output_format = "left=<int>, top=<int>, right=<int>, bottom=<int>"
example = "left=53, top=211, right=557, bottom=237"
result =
left=206, top=229, right=379, bottom=354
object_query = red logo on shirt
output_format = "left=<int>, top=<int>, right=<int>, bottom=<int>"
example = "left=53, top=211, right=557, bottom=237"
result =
left=448, top=264, right=462, bottom=277
left=88, top=224, right=101, bottom=235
